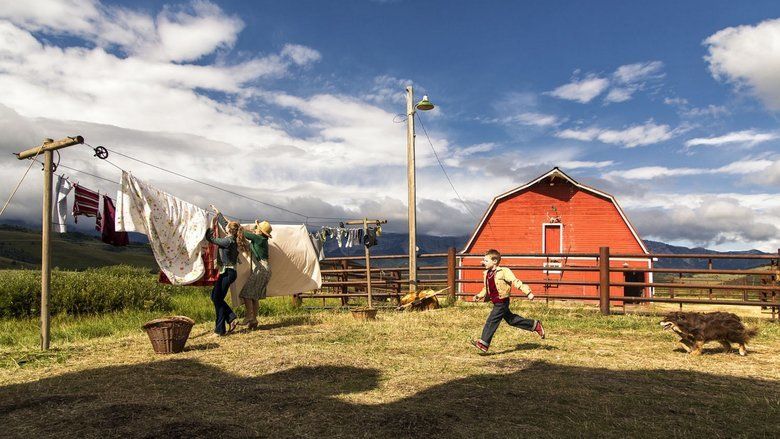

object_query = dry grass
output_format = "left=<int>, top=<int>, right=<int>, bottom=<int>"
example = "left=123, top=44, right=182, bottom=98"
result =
left=1, top=302, right=779, bottom=438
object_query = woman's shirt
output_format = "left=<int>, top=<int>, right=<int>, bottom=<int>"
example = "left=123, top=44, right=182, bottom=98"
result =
left=243, top=230, right=269, bottom=261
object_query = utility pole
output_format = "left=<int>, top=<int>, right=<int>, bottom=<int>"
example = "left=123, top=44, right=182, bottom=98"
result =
left=406, top=85, right=417, bottom=294
left=16, top=136, right=84, bottom=350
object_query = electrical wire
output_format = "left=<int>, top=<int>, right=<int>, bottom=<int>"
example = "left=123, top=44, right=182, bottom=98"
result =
left=81, top=143, right=351, bottom=222
left=0, top=145, right=46, bottom=218
left=415, top=113, right=480, bottom=221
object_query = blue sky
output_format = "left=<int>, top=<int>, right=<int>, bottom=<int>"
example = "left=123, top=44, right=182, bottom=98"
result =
left=0, top=1, right=778, bottom=251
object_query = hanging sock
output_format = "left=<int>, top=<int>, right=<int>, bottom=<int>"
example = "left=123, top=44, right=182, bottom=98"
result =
left=72, top=183, right=100, bottom=224
left=53, top=175, right=73, bottom=233
left=364, top=227, right=378, bottom=248
left=97, top=196, right=129, bottom=246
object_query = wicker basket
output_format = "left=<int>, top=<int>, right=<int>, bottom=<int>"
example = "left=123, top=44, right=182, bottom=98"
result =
left=142, top=316, right=195, bottom=354
left=351, top=307, right=377, bottom=321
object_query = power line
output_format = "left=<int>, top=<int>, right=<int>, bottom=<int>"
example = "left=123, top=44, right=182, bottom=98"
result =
left=81, top=143, right=351, bottom=222
left=415, top=113, right=480, bottom=222
left=0, top=145, right=45, bottom=218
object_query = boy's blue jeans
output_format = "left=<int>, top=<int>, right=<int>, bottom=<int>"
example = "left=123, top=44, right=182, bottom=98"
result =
left=480, top=300, right=536, bottom=346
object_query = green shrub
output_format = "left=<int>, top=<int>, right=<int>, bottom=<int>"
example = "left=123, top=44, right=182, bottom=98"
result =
left=0, top=265, right=176, bottom=318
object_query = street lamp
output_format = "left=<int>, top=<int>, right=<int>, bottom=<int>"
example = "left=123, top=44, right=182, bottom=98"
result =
left=406, top=86, right=435, bottom=293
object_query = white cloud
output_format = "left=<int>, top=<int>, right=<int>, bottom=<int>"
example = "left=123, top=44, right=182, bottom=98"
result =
left=685, top=130, right=777, bottom=148
left=547, top=75, right=609, bottom=103
left=630, top=197, right=778, bottom=247
left=603, top=159, right=774, bottom=180
left=558, top=160, right=614, bottom=169
left=603, top=88, right=634, bottom=103
left=613, top=61, right=664, bottom=84
left=549, top=61, right=663, bottom=104
left=604, top=61, right=665, bottom=103
left=503, top=112, right=560, bottom=127
left=556, top=121, right=675, bottom=147
left=280, top=44, right=322, bottom=66
left=705, top=18, right=780, bottom=110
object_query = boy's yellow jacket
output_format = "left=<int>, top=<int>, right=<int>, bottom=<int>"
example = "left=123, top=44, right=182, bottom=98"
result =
left=474, top=266, right=532, bottom=301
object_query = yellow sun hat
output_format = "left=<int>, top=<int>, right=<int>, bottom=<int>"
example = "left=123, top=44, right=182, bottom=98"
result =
left=255, top=220, right=272, bottom=238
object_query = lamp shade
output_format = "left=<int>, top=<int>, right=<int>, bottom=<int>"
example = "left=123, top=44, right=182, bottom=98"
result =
left=415, top=95, right=434, bottom=111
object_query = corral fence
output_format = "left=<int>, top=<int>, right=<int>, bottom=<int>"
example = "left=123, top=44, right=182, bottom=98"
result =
left=294, top=247, right=780, bottom=320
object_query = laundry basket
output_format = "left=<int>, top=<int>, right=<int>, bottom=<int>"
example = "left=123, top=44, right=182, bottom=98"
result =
left=142, top=316, right=195, bottom=354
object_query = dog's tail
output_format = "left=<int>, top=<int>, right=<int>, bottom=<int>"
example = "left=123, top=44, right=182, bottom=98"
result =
left=745, top=327, right=759, bottom=340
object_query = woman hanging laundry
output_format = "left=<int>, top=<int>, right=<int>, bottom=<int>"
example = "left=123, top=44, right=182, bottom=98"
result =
left=239, top=219, right=273, bottom=329
left=205, top=205, right=246, bottom=336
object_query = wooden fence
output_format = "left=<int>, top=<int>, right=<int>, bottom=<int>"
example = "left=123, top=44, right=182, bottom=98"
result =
left=294, top=247, right=780, bottom=319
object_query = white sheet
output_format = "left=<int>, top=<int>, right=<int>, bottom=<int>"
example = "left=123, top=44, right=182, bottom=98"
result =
left=115, top=171, right=209, bottom=285
left=229, top=224, right=322, bottom=306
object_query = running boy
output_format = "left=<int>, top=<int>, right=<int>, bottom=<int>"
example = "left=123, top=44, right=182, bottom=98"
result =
left=471, top=249, right=545, bottom=353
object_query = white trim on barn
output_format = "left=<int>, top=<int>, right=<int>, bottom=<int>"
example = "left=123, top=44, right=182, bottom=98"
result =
left=461, top=167, right=650, bottom=254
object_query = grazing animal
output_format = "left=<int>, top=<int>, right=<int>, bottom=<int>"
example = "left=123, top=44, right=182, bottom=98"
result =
left=659, top=311, right=758, bottom=356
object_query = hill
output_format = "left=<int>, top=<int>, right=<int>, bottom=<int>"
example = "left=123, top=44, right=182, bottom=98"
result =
left=0, top=224, right=772, bottom=270
left=0, top=225, right=157, bottom=270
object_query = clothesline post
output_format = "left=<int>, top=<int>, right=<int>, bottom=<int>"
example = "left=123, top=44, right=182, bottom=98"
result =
left=16, top=136, right=85, bottom=351
left=345, top=218, right=387, bottom=310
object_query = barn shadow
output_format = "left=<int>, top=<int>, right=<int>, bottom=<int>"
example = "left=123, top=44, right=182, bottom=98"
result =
left=1, top=359, right=777, bottom=438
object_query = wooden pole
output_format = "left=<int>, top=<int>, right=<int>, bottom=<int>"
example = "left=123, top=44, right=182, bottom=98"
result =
left=341, top=259, right=349, bottom=306
left=40, top=149, right=53, bottom=350
left=364, top=218, right=372, bottom=308
left=447, top=247, right=456, bottom=302
left=16, top=136, right=84, bottom=159
left=599, top=246, right=611, bottom=315
left=406, top=85, right=417, bottom=293
left=16, top=135, right=84, bottom=350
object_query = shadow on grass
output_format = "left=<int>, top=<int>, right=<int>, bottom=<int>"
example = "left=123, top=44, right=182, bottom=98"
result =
left=183, top=343, right=220, bottom=352
left=1, top=359, right=777, bottom=438
left=487, top=343, right=559, bottom=355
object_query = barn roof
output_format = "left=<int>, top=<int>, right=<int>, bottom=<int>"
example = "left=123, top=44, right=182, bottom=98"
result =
left=461, top=167, right=649, bottom=254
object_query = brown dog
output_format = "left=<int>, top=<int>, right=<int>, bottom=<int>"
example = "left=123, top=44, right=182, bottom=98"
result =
left=660, top=311, right=758, bottom=356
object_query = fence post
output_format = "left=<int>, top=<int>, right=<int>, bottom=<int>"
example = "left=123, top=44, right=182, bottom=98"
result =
left=291, top=293, right=302, bottom=308
left=447, top=247, right=456, bottom=302
left=599, top=246, right=611, bottom=315
left=341, top=259, right=349, bottom=306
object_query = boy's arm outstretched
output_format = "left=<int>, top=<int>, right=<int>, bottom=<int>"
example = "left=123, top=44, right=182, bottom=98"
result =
left=504, top=268, right=535, bottom=300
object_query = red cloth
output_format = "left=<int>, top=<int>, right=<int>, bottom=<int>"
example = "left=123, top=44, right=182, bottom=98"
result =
left=97, top=196, right=129, bottom=247
left=486, top=269, right=507, bottom=304
left=73, top=183, right=100, bottom=224
left=158, top=240, right=220, bottom=286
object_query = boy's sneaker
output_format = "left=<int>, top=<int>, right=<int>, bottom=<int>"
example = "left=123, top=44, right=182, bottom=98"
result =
left=470, top=339, right=489, bottom=353
left=533, top=321, right=546, bottom=339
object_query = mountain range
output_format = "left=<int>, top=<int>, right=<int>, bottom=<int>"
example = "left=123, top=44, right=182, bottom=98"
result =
left=0, top=224, right=772, bottom=270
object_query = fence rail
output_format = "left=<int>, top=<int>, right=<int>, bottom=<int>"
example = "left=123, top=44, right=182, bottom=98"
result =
left=300, top=247, right=780, bottom=319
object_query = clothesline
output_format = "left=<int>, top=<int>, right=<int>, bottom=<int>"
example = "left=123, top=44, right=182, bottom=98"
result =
left=80, top=142, right=354, bottom=223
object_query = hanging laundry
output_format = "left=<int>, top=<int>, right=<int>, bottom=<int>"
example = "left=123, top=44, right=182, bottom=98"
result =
left=229, top=224, right=322, bottom=306
left=96, top=196, right=129, bottom=247
left=335, top=227, right=346, bottom=248
left=72, top=183, right=100, bottom=224
left=115, top=171, right=210, bottom=285
left=310, top=232, right=325, bottom=261
left=53, top=175, right=73, bottom=233
left=364, top=226, right=378, bottom=248
left=159, top=241, right=220, bottom=286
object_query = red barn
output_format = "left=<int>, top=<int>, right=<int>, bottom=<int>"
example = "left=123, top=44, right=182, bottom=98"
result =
left=459, top=167, right=652, bottom=300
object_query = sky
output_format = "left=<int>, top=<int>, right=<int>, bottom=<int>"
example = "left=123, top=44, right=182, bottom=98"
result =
left=0, top=0, right=779, bottom=251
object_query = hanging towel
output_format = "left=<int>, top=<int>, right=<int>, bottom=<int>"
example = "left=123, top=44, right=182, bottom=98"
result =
left=53, top=175, right=73, bottom=233
left=310, top=232, right=325, bottom=261
left=72, top=183, right=100, bottom=224
left=229, top=224, right=322, bottom=306
left=159, top=241, right=220, bottom=286
left=115, top=171, right=209, bottom=285
left=97, top=196, right=129, bottom=247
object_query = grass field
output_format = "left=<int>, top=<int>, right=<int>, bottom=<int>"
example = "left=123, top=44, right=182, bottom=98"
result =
left=1, top=298, right=778, bottom=438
